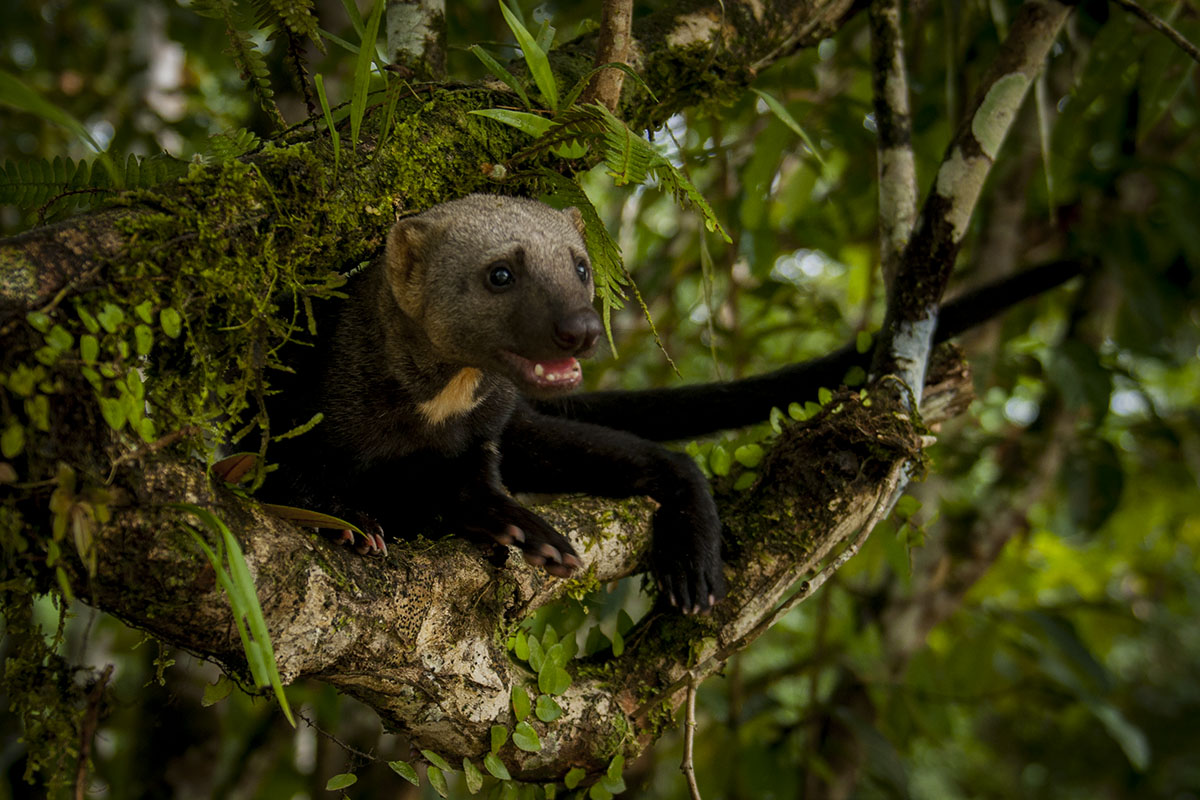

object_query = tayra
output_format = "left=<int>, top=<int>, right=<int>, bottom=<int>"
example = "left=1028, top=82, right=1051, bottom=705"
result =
left=262, top=195, right=725, bottom=614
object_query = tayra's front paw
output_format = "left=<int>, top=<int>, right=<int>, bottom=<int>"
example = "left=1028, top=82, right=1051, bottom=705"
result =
left=325, top=514, right=387, bottom=556
left=459, top=499, right=582, bottom=578
left=650, top=503, right=726, bottom=615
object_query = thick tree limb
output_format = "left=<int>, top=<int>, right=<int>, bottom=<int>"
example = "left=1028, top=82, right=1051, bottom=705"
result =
left=44, top=357, right=964, bottom=781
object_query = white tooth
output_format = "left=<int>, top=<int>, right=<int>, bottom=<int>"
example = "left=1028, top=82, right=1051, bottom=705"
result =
left=534, top=363, right=545, bottom=377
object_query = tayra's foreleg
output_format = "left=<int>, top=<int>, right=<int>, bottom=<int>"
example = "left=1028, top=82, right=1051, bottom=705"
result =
left=500, top=404, right=725, bottom=614
left=436, top=441, right=582, bottom=577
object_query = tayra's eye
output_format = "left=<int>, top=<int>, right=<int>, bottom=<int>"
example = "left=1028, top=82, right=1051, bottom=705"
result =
left=488, top=263, right=514, bottom=288
left=574, top=259, right=590, bottom=283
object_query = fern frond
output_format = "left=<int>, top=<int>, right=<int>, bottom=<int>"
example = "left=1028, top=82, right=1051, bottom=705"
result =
left=0, top=155, right=187, bottom=213
left=511, top=104, right=730, bottom=242
left=251, top=0, right=323, bottom=50
left=187, top=0, right=286, bottom=129
left=201, top=128, right=262, bottom=162
left=589, top=103, right=730, bottom=242
left=227, top=26, right=287, bottom=130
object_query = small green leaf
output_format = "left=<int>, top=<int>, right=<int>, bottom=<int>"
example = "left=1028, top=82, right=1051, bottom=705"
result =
left=512, top=684, right=532, bottom=721
left=709, top=445, right=732, bottom=476
left=484, top=752, right=512, bottom=781
left=733, top=444, right=763, bottom=468
left=542, top=624, right=559, bottom=649
left=99, top=396, right=126, bottom=431
left=421, top=749, right=452, bottom=772
left=490, top=724, right=509, bottom=754
left=589, top=784, right=613, bottom=800
left=844, top=365, right=867, bottom=387
left=325, top=772, right=357, bottom=790
left=804, top=401, right=821, bottom=417
left=543, top=641, right=567, bottom=669
left=80, top=334, right=99, bottom=363
left=612, top=627, right=624, bottom=657
left=513, top=720, right=542, bottom=752
left=25, top=311, right=51, bottom=332
left=2, top=424, right=26, bottom=459
left=134, top=324, right=154, bottom=355
left=538, top=662, right=571, bottom=696
left=76, top=305, right=100, bottom=333
left=463, top=758, right=484, bottom=793
left=769, top=406, right=785, bottom=433
left=201, top=676, right=234, bottom=706
left=45, top=324, right=73, bottom=352
left=388, top=760, right=419, bottom=785
left=856, top=330, right=873, bottom=354
left=160, top=307, right=182, bottom=338
left=818, top=387, right=834, bottom=405
left=427, top=765, right=449, bottom=798
left=894, top=495, right=921, bottom=520
left=97, top=303, right=125, bottom=333
left=25, top=395, right=49, bottom=432
left=134, top=299, right=154, bottom=323
left=535, top=694, right=562, bottom=722
left=514, top=629, right=529, bottom=661
left=528, top=635, right=545, bottom=671
left=733, top=471, right=757, bottom=491
left=616, top=610, right=634, bottom=635
left=564, top=767, right=586, bottom=789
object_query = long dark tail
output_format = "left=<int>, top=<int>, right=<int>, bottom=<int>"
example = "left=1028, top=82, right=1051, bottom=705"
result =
left=536, top=260, right=1084, bottom=441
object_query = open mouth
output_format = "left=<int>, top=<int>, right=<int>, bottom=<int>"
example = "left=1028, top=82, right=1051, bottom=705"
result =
left=499, top=352, right=583, bottom=392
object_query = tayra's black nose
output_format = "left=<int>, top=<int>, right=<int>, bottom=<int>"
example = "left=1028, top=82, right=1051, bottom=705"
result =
left=554, top=309, right=603, bottom=354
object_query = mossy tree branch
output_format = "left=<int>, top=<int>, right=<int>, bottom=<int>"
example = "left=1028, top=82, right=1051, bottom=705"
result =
left=0, top=0, right=1052, bottom=786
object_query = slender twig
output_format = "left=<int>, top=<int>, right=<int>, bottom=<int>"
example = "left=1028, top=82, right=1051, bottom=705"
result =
left=74, top=664, right=114, bottom=800
left=105, top=426, right=202, bottom=484
left=681, top=673, right=704, bottom=800
left=1112, top=0, right=1200, bottom=65
left=296, top=709, right=379, bottom=763
left=582, top=0, right=635, bottom=110
left=869, top=0, right=918, bottom=288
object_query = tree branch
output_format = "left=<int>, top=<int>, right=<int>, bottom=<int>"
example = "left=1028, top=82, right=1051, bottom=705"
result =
left=386, top=0, right=448, bottom=80
left=1112, top=0, right=1200, bottom=66
left=869, top=0, right=917, bottom=288
left=581, top=0, right=635, bottom=111
left=870, top=0, right=1072, bottom=402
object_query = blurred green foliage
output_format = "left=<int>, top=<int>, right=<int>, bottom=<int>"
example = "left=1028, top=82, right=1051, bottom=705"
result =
left=2, top=0, right=1199, bottom=798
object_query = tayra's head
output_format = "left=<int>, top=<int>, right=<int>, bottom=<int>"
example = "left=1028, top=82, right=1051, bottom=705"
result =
left=385, top=194, right=604, bottom=397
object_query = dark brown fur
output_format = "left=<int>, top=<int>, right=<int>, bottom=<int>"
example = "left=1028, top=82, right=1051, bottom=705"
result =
left=263, top=195, right=725, bottom=612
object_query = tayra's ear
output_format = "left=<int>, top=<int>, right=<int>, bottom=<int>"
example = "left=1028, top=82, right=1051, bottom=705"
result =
left=562, top=206, right=587, bottom=238
left=385, top=216, right=437, bottom=318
